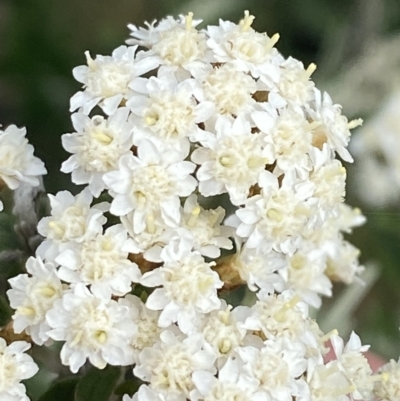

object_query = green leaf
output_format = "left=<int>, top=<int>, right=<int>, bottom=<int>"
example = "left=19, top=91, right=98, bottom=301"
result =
left=37, top=377, right=79, bottom=401
left=0, top=295, right=13, bottom=326
left=75, top=365, right=122, bottom=401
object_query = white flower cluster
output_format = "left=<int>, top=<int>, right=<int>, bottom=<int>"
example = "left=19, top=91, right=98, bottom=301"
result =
left=6, top=10, right=396, bottom=401
left=0, top=338, right=38, bottom=401
left=0, top=125, right=47, bottom=211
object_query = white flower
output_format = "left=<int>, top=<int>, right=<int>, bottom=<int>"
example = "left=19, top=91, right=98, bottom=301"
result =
left=206, top=11, right=281, bottom=84
left=280, top=246, right=332, bottom=308
left=61, top=108, right=134, bottom=197
left=0, top=339, right=38, bottom=401
left=243, top=290, right=311, bottom=343
left=330, top=332, right=373, bottom=400
left=121, top=210, right=177, bottom=263
left=120, top=295, right=162, bottom=364
left=199, top=301, right=248, bottom=358
left=70, top=45, right=158, bottom=115
left=141, top=239, right=223, bottom=333
left=374, top=358, right=400, bottom=401
left=46, top=283, right=136, bottom=373
left=127, top=74, right=213, bottom=152
left=230, top=236, right=285, bottom=292
left=103, top=139, right=197, bottom=226
left=191, top=358, right=264, bottom=401
left=309, top=145, right=346, bottom=216
left=252, top=104, right=314, bottom=176
left=307, top=361, right=352, bottom=401
left=238, top=338, right=307, bottom=401
left=235, top=171, right=314, bottom=254
left=193, top=64, right=258, bottom=116
left=307, top=88, right=362, bottom=162
left=0, top=125, right=46, bottom=191
left=36, top=188, right=108, bottom=261
left=273, top=57, right=316, bottom=106
left=179, top=194, right=233, bottom=258
left=129, top=13, right=212, bottom=76
left=55, top=224, right=141, bottom=300
left=7, top=257, right=67, bottom=345
left=134, top=330, right=216, bottom=400
left=192, top=116, right=273, bottom=205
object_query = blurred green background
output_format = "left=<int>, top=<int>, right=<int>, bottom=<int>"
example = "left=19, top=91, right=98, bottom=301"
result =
left=1, top=0, right=400, bottom=360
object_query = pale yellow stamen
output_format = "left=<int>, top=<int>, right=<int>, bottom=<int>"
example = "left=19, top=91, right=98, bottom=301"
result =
left=39, top=286, right=56, bottom=298
left=48, top=221, right=65, bottom=237
left=247, top=156, right=269, bottom=169
left=274, top=295, right=301, bottom=322
left=267, top=208, right=283, bottom=222
left=348, top=118, right=363, bottom=129
left=219, top=156, right=235, bottom=167
left=17, top=306, right=35, bottom=316
left=145, top=116, right=157, bottom=126
left=96, top=331, right=107, bottom=344
left=102, top=239, right=113, bottom=252
left=306, top=63, right=317, bottom=77
left=185, top=12, right=194, bottom=31
left=71, top=331, right=83, bottom=347
left=146, top=213, right=156, bottom=234
left=320, top=328, right=339, bottom=343
left=93, top=131, right=112, bottom=144
left=239, top=10, right=255, bottom=32
left=219, top=339, right=232, bottom=354
left=266, top=33, right=280, bottom=51
left=187, top=205, right=201, bottom=227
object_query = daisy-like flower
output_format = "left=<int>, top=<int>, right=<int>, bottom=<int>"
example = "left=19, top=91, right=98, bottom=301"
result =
left=70, top=45, right=158, bottom=115
left=129, top=13, right=213, bottom=77
left=192, top=63, right=258, bottom=117
left=206, top=11, right=281, bottom=84
left=252, top=103, right=314, bottom=177
left=238, top=338, right=307, bottom=401
left=46, top=283, right=136, bottom=373
left=307, top=88, right=362, bottom=163
left=228, top=236, right=285, bottom=292
left=0, top=125, right=46, bottom=198
left=243, top=290, right=311, bottom=343
left=103, top=139, right=197, bottom=227
left=127, top=74, right=213, bottom=152
left=198, top=301, right=249, bottom=359
left=192, top=115, right=273, bottom=205
left=273, top=57, right=316, bottom=106
left=7, top=257, right=67, bottom=345
left=121, top=210, right=177, bottom=263
left=330, top=332, right=373, bottom=400
left=36, top=188, right=108, bottom=261
left=134, top=330, right=216, bottom=400
left=141, top=239, right=223, bottom=333
left=55, top=224, right=141, bottom=300
left=191, top=358, right=264, bottom=401
left=119, top=295, right=162, bottom=364
left=374, top=358, right=400, bottom=401
left=179, top=194, right=233, bottom=259
left=235, top=170, right=315, bottom=254
left=0, top=338, right=38, bottom=401
left=61, top=107, right=134, bottom=197
left=280, top=245, right=332, bottom=308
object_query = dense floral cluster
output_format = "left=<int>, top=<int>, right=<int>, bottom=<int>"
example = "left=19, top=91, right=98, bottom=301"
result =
left=2, top=10, right=399, bottom=401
